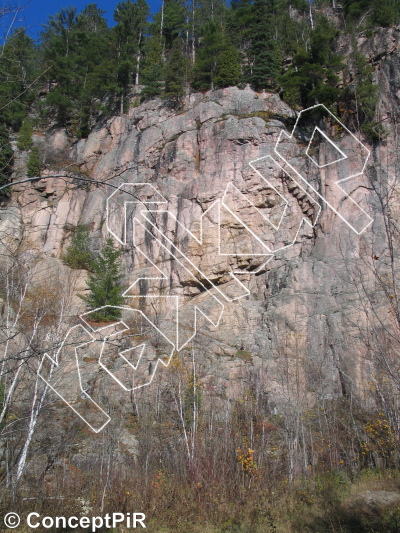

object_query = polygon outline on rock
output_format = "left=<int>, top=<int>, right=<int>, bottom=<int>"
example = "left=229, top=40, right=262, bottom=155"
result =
left=274, top=103, right=373, bottom=235
left=306, top=126, right=347, bottom=168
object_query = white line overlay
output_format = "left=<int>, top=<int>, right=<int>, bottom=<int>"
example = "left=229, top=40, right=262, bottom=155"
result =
left=37, top=104, right=373, bottom=431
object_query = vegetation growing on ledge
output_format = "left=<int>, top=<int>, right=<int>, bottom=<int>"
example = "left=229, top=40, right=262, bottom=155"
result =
left=79, top=237, right=125, bottom=322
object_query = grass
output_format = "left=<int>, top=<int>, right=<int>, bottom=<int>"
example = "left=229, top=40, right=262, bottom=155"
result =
left=235, top=110, right=274, bottom=122
left=236, top=350, right=253, bottom=363
left=140, top=469, right=400, bottom=533
left=3, top=469, right=400, bottom=532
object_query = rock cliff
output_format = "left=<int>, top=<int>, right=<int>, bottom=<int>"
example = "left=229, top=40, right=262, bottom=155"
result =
left=1, top=27, right=400, bottom=445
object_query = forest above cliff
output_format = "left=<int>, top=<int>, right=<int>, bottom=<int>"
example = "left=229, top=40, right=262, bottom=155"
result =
left=0, top=0, right=399, bottom=183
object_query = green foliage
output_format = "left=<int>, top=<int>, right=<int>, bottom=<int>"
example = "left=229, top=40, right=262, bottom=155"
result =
left=280, top=16, right=343, bottom=107
left=0, top=0, right=395, bottom=139
left=78, top=3, right=108, bottom=32
left=164, top=39, right=187, bottom=102
left=235, top=349, right=252, bottom=362
left=248, top=0, right=280, bottom=90
left=360, top=121, right=387, bottom=142
left=27, top=146, right=41, bottom=177
left=44, top=88, right=74, bottom=126
left=343, top=49, right=386, bottom=141
left=227, top=0, right=254, bottom=55
left=343, top=0, right=400, bottom=27
left=214, top=40, right=241, bottom=88
left=81, top=238, right=124, bottom=322
left=0, top=28, right=39, bottom=130
left=17, top=118, right=33, bottom=150
left=193, top=22, right=240, bottom=91
left=141, top=36, right=164, bottom=99
left=114, top=0, right=149, bottom=90
left=0, top=126, right=14, bottom=195
left=64, top=226, right=94, bottom=270
left=281, top=85, right=302, bottom=109
left=197, top=0, right=227, bottom=28
left=193, top=22, right=223, bottom=90
left=160, top=0, right=187, bottom=49
left=41, top=5, right=120, bottom=132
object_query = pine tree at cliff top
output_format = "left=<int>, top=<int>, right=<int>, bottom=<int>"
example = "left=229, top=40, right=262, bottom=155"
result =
left=248, top=0, right=280, bottom=90
left=1, top=0, right=395, bottom=133
left=280, top=15, right=343, bottom=108
left=214, top=39, right=241, bottom=88
left=164, top=39, right=187, bottom=101
left=0, top=28, right=38, bottom=130
left=114, top=0, right=149, bottom=92
left=192, top=21, right=225, bottom=91
left=343, top=0, right=400, bottom=27
left=161, top=0, right=187, bottom=49
left=141, top=35, right=165, bottom=98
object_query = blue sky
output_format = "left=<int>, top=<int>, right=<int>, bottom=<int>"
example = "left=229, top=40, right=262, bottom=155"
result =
left=2, top=0, right=162, bottom=41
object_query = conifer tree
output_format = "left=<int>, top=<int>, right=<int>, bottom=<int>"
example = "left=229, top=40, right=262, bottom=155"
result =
left=76, top=6, right=116, bottom=134
left=193, top=22, right=241, bottom=91
left=0, top=28, right=38, bottom=130
left=81, top=238, right=124, bottom=322
left=114, top=0, right=149, bottom=97
left=192, top=21, right=225, bottom=90
left=77, top=3, right=108, bottom=32
left=27, top=146, right=41, bottom=177
left=280, top=15, right=342, bottom=108
left=214, top=39, right=241, bottom=88
left=343, top=50, right=384, bottom=141
left=161, top=0, right=187, bottom=50
left=0, top=126, right=14, bottom=194
left=42, top=6, right=116, bottom=130
left=164, top=39, right=187, bottom=101
left=197, top=0, right=227, bottom=26
left=64, top=226, right=94, bottom=270
left=343, top=0, right=400, bottom=27
left=248, top=0, right=280, bottom=90
left=141, top=36, right=165, bottom=98
left=17, top=118, right=33, bottom=150
left=227, top=0, right=253, bottom=53
left=0, top=0, right=393, bottom=140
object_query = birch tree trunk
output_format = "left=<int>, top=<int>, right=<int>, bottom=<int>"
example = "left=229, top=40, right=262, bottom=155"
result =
left=15, top=365, right=53, bottom=484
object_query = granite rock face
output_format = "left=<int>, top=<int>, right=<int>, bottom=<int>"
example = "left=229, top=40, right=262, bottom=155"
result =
left=2, top=56, right=399, bottom=431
